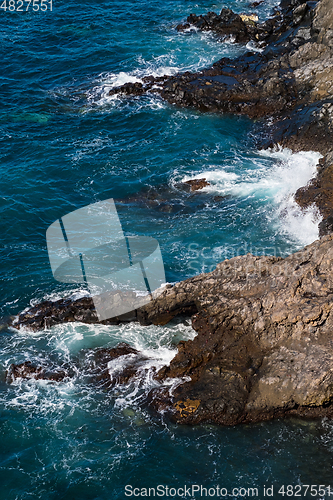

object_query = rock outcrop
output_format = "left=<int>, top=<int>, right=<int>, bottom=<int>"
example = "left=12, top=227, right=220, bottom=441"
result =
left=11, top=235, right=333, bottom=425
left=79, top=343, right=148, bottom=387
left=144, top=234, right=333, bottom=424
left=6, top=343, right=148, bottom=391
left=160, top=0, right=333, bottom=127
left=11, top=296, right=136, bottom=332
left=6, top=361, right=69, bottom=383
left=176, top=8, right=264, bottom=44
left=111, top=0, right=333, bottom=119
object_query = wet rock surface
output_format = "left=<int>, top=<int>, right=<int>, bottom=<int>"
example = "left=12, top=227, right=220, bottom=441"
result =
left=79, top=343, right=149, bottom=387
left=176, top=8, right=264, bottom=44
left=6, top=361, right=69, bottom=383
left=295, top=151, right=333, bottom=236
left=5, top=343, right=149, bottom=389
left=183, top=178, right=210, bottom=192
left=12, top=296, right=138, bottom=332
left=159, top=0, right=326, bottom=119
left=110, top=0, right=325, bottom=118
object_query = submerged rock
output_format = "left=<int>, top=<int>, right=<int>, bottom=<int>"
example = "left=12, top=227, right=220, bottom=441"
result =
left=116, top=179, right=214, bottom=214
left=6, top=361, right=68, bottom=383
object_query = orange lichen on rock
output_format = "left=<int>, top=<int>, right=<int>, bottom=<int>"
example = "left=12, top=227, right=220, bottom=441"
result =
left=174, top=399, right=201, bottom=417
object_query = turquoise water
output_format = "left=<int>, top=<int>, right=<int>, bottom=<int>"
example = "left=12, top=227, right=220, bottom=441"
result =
left=0, top=0, right=332, bottom=498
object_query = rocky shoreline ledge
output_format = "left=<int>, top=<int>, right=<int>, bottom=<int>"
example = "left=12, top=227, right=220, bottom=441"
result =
left=12, top=235, right=333, bottom=425
left=8, top=0, right=333, bottom=425
left=109, top=0, right=333, bottom=232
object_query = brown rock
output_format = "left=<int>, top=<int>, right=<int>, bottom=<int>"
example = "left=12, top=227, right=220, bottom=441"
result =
left=145, top=235, right=333, bottom=424
left=184, top=178, right=210, bottom=192
left=83, top=343, right=149, bottom=387
left=10, top=234, right=333, bottom=425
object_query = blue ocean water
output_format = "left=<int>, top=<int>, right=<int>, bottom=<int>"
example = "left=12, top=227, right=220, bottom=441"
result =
left=0, top=0, right=332, bottom=498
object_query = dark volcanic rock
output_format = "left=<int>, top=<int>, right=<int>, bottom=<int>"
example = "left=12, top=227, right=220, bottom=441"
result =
left=108, top=75, right=168, bottom=99
left=12, top=296, right=137, bottom=332
left=160, top=52, right=297, bottom=118
left=145, top=234, right=333, bottom=424
left=110, top=0, right=326, bottom=123
left=108, top=81, right=153, bottom=98
left=160, top=0, right=327, bottom=118
left=270, top=101, right=333, bottom=154
left=295, top=151, right=333, bottom=236
left=82, top=342, right=148, bottom=387
left=109, top=0, right=333, bottom=151
left=6, top=343, right=148, bottom=389
left=176, top=8, right=258, bottom=44
left=175, top=6, right=289, bottom=46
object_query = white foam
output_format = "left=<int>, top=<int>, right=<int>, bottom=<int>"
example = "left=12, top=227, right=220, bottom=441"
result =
left=181, top=170, right=239, bottom=194
left=246, top=41, right=264, bottom=53
left=107, top=72, right=143, bottom=89
left=29, top=287, right=90, bottom=308
left=259, top=148, right=322, bottom=245
left=2, top=318, right=197, bottom=420
left=180, top=147, right=322, bottom=246
left=86, top=30, right=248, bottom=109
left=102, top=320, right=196, bottom=407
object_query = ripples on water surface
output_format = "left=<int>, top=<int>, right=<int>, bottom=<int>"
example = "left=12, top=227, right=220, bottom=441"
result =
left=0, top=0, right=331, bottom=498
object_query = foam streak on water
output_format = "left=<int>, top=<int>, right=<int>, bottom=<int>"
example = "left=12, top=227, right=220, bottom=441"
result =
left=87, top=34, right=248, bottom=108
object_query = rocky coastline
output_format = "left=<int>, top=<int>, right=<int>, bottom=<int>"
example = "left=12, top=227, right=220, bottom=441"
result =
left=8, top=0, right=333, bottom=426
